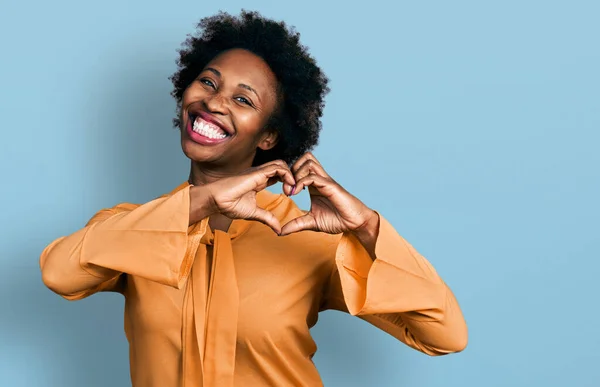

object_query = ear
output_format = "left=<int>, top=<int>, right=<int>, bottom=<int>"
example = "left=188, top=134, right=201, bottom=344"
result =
left=257, top=128, right=279, bottom=151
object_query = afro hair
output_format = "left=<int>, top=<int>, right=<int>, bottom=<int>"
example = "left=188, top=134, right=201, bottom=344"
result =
left=169, top=10, right=330, bottom=166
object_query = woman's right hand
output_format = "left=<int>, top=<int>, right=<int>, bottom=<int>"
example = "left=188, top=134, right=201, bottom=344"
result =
left=189, top=160, right=296, bottom=234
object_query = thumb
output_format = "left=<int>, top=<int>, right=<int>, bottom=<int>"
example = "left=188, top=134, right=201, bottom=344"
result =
left=280, top=213, right=317, bottom=236
left=248, top=207, right=282, bottom=235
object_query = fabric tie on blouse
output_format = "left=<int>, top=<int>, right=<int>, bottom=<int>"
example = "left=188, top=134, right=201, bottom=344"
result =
left=181, top=217, right=245, bottom=387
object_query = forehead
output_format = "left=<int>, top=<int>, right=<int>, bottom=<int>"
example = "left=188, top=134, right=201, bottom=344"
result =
left=205, top=48, right=278, bottom=92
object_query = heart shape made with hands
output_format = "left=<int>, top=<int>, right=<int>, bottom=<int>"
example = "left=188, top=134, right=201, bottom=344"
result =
left=271, top=152, right=376, bottom=237
left=199, top=152, right=377, bottom=238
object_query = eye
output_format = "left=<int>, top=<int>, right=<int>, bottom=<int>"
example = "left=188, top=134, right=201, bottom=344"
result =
left=235, top=96, right=252, bottom=106
left=200, top=78, right=215, bottom=88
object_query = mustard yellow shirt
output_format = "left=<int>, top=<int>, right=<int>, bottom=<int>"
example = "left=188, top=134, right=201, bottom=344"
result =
left=39, top=181, right=467, bottom=386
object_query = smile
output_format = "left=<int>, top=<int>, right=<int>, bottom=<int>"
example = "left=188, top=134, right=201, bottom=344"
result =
left=186, top=111, right=233, bottom=145
left=193, top=116, right=228, bottom=139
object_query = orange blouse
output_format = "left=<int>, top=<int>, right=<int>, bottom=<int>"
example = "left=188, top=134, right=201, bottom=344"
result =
left=39, top=181, right=467, bottom=386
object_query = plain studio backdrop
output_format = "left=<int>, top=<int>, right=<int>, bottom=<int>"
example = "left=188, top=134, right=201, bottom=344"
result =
left=1, top=1, right=598, bottom=386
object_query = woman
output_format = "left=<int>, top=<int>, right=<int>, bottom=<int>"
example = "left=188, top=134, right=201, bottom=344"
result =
left=40, top=10, right=467, bottom=387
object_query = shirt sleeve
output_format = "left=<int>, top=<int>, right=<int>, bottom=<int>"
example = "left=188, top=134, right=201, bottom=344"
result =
left=320, top=212, right=468, bottom=356
left=39, top=185, right=207, bottom=301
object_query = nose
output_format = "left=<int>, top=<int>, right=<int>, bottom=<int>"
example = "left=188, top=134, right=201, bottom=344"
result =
left=204, top=92, right=228, bottom=115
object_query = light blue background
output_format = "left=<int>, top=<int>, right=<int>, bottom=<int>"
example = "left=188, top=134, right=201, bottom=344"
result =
left=1, top=0, right=598, bottom=386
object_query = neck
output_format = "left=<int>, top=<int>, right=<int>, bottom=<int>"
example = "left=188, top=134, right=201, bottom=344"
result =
left=188, top=159, right=252, bottom=186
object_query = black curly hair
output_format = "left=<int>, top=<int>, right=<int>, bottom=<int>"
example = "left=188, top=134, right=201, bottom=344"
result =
left=169, top=10, right=330, bottom=166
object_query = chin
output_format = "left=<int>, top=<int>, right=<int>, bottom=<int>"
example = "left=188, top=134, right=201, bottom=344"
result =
left=180, top=132, right=215, bottom=163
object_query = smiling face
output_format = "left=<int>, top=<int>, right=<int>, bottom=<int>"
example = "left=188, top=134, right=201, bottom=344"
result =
left=179, top=48, right=280, bottom=171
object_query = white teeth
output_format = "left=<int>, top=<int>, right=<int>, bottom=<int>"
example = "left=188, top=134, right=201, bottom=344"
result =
left=192, top=117, right=228, bottom=140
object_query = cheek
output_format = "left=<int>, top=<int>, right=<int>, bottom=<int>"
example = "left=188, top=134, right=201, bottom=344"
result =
left=181, top=84, right=193, bottom=102
left=235, top=110, right=269, bottom=136
left=181, top=83, right=205, bottom=106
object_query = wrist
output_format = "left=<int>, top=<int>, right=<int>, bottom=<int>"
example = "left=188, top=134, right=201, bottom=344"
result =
left=350, top=210, right=380, bottom=247
left=189, top=185, right=218, bottom=225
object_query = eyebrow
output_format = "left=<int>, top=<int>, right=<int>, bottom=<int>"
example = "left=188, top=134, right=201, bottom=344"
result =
left=204, top=67, right=261, bottom=101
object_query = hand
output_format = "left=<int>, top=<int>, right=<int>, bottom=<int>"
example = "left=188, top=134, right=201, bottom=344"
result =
left=280, top=152, right=378, bottom=236
left=192, top=160, right=296, bottom=234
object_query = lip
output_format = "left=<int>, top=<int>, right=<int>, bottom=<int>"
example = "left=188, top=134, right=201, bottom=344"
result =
left=189, top=110, right=234, bottom=136
left=185, top=118, right=231, bottom=146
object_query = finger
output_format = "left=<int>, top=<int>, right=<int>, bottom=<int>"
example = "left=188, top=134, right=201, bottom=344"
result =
left=257, top=164, right=296, bottom=193
left=259, top=160, right=292, bottom=176
left=234, top=167, right=285, bottom=197
left=252, top=159, right=289, bottom=183
left=280, top=213, right=317, bottom=236
left=255, top=159, right=298, bottom=196
left=254, top=159, right=288, bottom=170
left=291, top=152, right=321, bottom=174
left=293, top=173, right=333, bottom=195
left=264, top=164, right=290, bottom=187
left=293, top=159, right=328, bottom=186
left=248, top=207, right=282, bottom=235
left=266, top=162, right=297, bottom=196
left=270, top=160, right=298, bottom=196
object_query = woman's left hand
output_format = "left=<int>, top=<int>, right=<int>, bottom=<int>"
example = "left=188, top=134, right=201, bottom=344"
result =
left=280, top=152, right=378, bottom=236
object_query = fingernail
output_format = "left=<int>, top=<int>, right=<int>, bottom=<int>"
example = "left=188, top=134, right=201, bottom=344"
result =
left=290, top=185, right=296, bottom=195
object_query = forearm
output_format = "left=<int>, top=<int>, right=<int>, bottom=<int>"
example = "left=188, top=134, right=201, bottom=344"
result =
left=399, top=284, right=468, bottom=355
left=40, top=185, right=205, bottom=298
left=40, top=230, right=120, bottom=298
left=331, top=213, right=468, bottom=354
